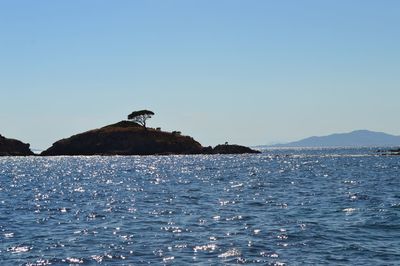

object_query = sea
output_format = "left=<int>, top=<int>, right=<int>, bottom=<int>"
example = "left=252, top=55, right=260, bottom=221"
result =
left=1, top=148, right=399, bottom=265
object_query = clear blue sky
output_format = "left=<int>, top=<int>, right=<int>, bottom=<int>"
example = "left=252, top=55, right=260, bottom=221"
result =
left=1, top=1, right=399, bottom=149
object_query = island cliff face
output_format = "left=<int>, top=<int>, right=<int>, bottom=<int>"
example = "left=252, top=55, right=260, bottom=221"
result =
left=0, top=134, right=34, bottom=156
left=41, top=121, right=260, bottom=156
left=41, top=121, right=204, bottom=156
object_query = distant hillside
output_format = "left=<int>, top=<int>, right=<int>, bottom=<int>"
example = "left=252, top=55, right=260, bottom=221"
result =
left=269, top=130, right=400, bottom=147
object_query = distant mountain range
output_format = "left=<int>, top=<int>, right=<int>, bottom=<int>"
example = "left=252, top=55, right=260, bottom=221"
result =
left=267, top=130, right=400, bottom=148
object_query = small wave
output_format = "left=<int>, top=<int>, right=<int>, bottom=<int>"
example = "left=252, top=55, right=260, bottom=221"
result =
left=193, top=243, right=217, bottom=252
left=4, top=232, right=14, bottom=238
left=218, top=248, right=241, bottom=258
left=163, top=256, right=175, bottom=262
left=342, top=208, right=357, bottom=214
left=25, top=259, right=51, bottom=266
left=63, top=257, right=84, bottom=264
left=8, top=246, right=31, bottom=253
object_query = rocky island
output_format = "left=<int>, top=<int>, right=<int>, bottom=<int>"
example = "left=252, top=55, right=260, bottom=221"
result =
left=390, top=149, right=400, bottom=155
left=0, top=134, right=34, bottom=156
left=211, top=144, right=260, bottom=154
left=379, top=148, right=400, bottom=156
left=41, top=110, right=260, bottom=156
left=41, top=121, right=205, bottom=156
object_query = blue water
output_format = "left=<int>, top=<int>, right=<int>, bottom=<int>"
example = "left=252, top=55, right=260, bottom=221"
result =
left=1, top=148, right=400, bottom=265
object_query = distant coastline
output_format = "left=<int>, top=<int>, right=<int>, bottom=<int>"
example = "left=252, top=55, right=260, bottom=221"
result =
left=262, top=130, right=400, bottom=148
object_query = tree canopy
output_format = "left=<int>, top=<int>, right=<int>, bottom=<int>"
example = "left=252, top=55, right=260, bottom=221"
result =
left=127, top=110, right=155, bottom=128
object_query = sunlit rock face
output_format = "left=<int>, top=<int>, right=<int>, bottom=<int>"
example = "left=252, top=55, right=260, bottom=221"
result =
left=0, top=134, right=34, bottom=156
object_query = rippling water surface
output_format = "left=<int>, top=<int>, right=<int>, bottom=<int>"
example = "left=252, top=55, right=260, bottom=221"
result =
left=1, top=148, right=400, bottom=265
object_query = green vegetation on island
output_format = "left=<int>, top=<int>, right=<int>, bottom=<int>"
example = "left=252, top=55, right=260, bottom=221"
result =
left=127, top=110, right=155, bottom=129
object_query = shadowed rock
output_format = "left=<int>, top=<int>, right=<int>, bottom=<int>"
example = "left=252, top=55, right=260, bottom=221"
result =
left=0, top=134, right=34, bottom=156
left=391, top=149, right=400, bottom=155
left=384, top=148, right=400, bottom=155
left=211, top=144, right=261, bottom=154
left=41, top=121, right=260, bottom=156
left=41, top=121, right=204, bottom=156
